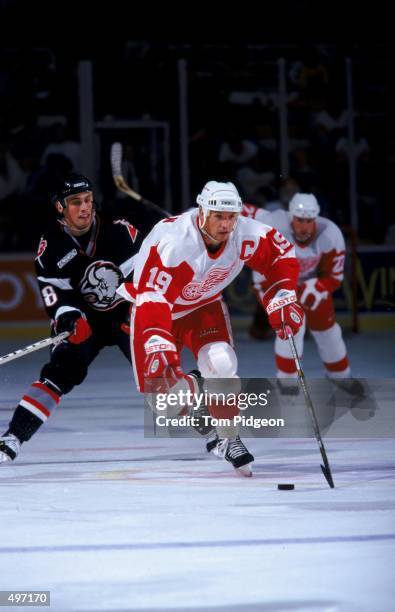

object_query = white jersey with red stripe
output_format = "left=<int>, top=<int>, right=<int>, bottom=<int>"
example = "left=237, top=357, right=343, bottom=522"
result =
left=241, top=203, right=271, bottom=223
left=127, top=209, right=299, bottom=332
left=252, top=209, right=346, bottom=293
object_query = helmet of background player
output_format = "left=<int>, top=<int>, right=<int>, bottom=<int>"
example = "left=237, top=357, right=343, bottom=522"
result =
left=50, top=174, right=93, bottom=209
left=289, top=193, right=320, bottom=219
left=196, top=181, right=243, bottom=229
left=289, top=193, right=319, bottom=243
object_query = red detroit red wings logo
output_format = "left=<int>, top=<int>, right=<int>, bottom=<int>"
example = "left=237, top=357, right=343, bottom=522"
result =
left=298, top=255, right=321, bottom=277
left=182, top=265, right=234, bottom=301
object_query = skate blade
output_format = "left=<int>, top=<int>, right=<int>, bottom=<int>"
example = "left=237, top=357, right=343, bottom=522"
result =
left=0, top=452, right=13, bottom=464
left=235, top=463, right=253, bottom=477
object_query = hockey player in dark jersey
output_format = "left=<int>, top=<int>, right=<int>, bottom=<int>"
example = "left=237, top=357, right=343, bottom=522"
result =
left=0, top=173, right=165, bottom=462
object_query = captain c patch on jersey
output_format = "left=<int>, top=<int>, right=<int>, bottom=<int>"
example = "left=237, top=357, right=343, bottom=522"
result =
left=79, top=261, right=124, bottom=310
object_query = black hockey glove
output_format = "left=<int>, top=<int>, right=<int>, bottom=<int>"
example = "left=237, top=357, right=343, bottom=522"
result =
left=55, top=311, right=92, bottom=345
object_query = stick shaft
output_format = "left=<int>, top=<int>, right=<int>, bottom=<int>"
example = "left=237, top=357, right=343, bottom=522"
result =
left=110, top=142, right=170, bottom=217
left=284, top=325, right=335, bottom=488
left=0, top=332, right=70, bottom=366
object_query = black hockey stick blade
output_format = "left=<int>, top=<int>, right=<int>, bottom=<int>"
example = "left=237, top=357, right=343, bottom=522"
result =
left=321, top=464, right=335, bottom=488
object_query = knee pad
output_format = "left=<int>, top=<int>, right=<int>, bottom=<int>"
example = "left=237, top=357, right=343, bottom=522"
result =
left=197, top=342, right=238, bottom=378
left=197, top=342, right=240, bottom=438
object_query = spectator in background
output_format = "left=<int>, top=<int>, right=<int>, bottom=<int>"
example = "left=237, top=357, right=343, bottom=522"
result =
left=292, top=46, right=329, bottom=103
left=311, top=95, right=348, bottom=204
left=0, top=140, right=26, bottom=200
left=334, top=119, right=378, bottom=239
left=41, top=123, right=81, bottom=172
left=0, top=140, right=27, bottom=250
left=384, top=225, right=395, bottom=245
left=236, top=151, right=276, bottom=205
left=289, top=148, right=317, bottom=192
left=288, top=124, right=312, bottom=155
left=218, top=130, right=258, bottom=177
left=253, top=124, right=278, bottom=154
left=189, top=125, right=218, bottom=196
left=264, top=177, right=301, bottom=212
left=314, top=99, right=348, bottom=136
left=24, top=153, right=73, bottom=247
left=335, top=133, right=370, bottom=164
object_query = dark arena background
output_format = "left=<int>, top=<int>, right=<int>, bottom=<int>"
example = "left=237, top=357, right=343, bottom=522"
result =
left=0, top=3, right=394, bottom=611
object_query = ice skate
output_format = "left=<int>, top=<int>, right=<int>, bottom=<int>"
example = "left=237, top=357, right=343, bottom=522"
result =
left=188, top=370, right=215, bottom=436
left=0, top=433, right=21, bottom=463
left=207, top=435, right=254, bottom=477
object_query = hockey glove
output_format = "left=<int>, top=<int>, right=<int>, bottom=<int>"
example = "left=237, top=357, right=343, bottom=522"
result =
left=144, top=334, right=194, bottom=394
left=266, top=289, right=304, bottom=339
left=55, top=310, right=92, bottom=345
left=298, top=278, right=329, bottom=311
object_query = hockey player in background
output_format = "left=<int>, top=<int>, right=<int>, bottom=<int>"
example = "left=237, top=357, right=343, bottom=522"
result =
left=121, top=181, right=304, bottom=476
left=251, top=192, right=361, bottom=394
left=0, top=174, right=165, bottom=463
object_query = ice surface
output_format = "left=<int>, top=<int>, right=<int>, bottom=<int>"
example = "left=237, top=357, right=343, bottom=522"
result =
left=0, top=332, right=394, bottom=611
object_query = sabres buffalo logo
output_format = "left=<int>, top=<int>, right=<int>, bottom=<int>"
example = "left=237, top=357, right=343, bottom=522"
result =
left=79, top=261, right=123, bottom=310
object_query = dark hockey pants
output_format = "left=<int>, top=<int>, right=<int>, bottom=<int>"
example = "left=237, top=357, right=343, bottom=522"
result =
left=8, top=326, right=132, bottom=442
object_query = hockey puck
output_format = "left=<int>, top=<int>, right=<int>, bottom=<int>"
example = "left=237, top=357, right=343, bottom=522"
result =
left=277, top=484, right=295, bottom=490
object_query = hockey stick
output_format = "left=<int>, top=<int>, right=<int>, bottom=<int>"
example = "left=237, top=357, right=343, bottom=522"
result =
left=110, top=142, right=171, bottom=218
left=0, top=332, right=70, bottom=366
left=283, top=324, right=335, bottom=488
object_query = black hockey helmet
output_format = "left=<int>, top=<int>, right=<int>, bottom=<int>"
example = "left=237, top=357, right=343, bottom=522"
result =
left=50, top=173, right=93, bottom=208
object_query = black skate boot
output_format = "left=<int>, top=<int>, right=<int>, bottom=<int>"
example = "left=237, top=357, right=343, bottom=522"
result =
left=206, top=434, right=219, bottom=453
left=208, top=435, right=254, bottom=477
left=0, top=433, right=21, bottom=463
left=188, top=370, right=215, bottom=436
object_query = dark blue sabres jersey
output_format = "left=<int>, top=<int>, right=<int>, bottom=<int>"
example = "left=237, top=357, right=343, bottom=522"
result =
left=35, top=213, right=144, bottom=327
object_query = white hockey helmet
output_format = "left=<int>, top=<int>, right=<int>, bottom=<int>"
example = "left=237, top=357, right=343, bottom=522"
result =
left=196, top=181, right=243, bottom=217
left=289, top=193, right=320, bottom=219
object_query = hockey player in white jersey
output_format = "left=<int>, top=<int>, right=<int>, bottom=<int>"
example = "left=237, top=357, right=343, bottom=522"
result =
left=251, top=193, right=359, bottom=393
left=121, top=181, right=304, bottom=476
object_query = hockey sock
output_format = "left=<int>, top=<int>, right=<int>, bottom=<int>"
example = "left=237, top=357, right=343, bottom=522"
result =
left=9, top=379, right=62, bottom=442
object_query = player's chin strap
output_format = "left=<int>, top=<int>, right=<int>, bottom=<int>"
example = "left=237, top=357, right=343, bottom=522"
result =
left=198, top=208, right=238, bottom=245
left=60, top=214, right=98, bottom=255
left=199, top=224, right=221, bottom=245
left=282, top=323, right=335, bottom=489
